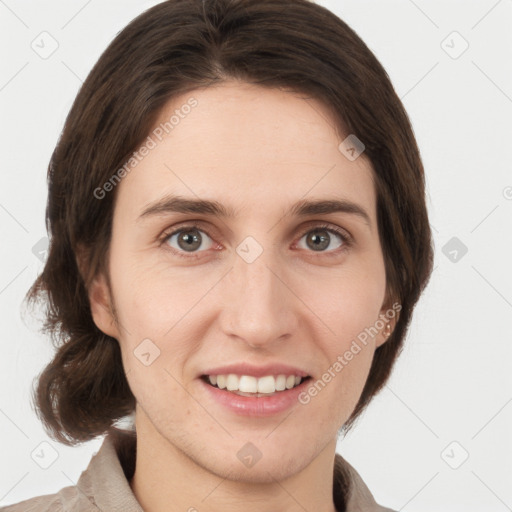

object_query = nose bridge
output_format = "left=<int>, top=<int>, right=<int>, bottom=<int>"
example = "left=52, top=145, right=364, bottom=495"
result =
left=221, top=237, right=296, bottom=346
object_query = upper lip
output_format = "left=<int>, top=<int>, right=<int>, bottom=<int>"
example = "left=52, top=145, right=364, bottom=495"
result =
left=200, top=363, right=311, bottom=379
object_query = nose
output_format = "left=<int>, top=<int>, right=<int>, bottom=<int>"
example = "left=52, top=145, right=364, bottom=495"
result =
left=219, top=245, right=299, bottom=350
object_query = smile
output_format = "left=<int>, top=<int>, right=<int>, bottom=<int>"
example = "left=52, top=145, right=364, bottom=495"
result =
left=203, top=374, right=307, bottom=396
left=199, top=374, right=313, bottom=417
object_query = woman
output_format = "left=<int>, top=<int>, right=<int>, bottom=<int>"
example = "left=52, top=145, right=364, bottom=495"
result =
left=2, top=0, right=433, bottom=510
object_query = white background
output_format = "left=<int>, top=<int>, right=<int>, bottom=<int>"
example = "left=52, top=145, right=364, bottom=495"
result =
left=0, top=0, right=511, bottom=510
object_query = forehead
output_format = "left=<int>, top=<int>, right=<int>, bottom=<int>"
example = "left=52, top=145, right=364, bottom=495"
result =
left=115, top=81, right=376, bottom=223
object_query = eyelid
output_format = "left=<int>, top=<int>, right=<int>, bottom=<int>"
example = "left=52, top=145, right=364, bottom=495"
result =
left=158, top=221, right=220, bottom=258
left=158, top=220, right=353, bottom=258
left=292, top=222, right=353, bottom=256
left=296, top=220, right=352, bottom=243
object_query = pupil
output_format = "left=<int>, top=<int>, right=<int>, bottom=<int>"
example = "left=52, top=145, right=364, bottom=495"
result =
left=179, top=230, right=201, bottom=251
left=309, top=230, right=328, bottom=251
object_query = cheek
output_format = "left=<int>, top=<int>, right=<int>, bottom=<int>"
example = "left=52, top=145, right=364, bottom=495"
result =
left=304, top=266, right=386, bottom=345
left=109, top=247, right=206, bottom=334
left=109, top=254, right=220, bottom=389
left=299, top=262, right=385, bottom=404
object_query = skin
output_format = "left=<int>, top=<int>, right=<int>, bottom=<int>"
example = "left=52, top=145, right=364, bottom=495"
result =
left=88, top=80, right=396, bottom=512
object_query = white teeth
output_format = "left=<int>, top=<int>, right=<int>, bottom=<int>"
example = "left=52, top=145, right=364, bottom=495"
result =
left=257, top=375, right=275, bottom=394
left=206, top=373, right=305, bottom=394
left=216, top=375, right=226, bottom=389
left=275, top=375, right=286, bottom=391
left=286, top=375, right=295, bottom=389
left=239, top=375, right=258, bottom=393
left=226, top=374, right=238, bottom=391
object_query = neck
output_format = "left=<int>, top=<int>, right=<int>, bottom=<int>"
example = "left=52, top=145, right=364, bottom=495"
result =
left=129, top=408, right=339, bottom=512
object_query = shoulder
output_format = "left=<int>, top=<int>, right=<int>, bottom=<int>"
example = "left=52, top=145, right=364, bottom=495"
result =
left=0, top=485, right=98, bottom=512
left=334, top=453, right=397, bottom=512
left=0, top=494, right=61, bottom=512
left=0, top=429, right=140, bottom=512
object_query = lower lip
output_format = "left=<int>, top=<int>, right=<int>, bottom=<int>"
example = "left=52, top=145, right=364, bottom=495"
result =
left=199, top=377, right=311, bottom=417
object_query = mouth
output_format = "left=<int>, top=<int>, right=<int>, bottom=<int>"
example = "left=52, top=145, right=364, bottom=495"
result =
left=200, top=374, right=312, bottom=397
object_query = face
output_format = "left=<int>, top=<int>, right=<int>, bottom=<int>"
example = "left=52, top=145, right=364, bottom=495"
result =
left=89, top=80, right=394, bottom=483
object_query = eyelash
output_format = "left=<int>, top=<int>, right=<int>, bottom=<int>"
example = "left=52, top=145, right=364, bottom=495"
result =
left=159, top=222, right=352, bottom=260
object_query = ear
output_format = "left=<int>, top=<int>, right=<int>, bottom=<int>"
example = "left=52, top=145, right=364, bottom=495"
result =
left=375, top=298, right=401, bottom=348
left=88, top=272, right=120, bottom=339
left=75, top=243, right=120, bottom=339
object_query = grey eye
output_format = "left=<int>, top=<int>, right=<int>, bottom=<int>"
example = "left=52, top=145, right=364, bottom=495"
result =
left=297, top=228, right=344, bottom=252
left=166, top=228, right=213, bottom=253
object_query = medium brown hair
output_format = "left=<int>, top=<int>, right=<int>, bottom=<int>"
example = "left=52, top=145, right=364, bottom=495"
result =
left=24, top=0, right=434, bottom=446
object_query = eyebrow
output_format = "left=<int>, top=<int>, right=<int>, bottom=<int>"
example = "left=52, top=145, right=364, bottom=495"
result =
left=137, top=194, right=371, bottom=228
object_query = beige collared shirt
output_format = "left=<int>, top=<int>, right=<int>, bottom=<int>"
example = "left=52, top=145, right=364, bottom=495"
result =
left=0, top=430, right=396, bottom=511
